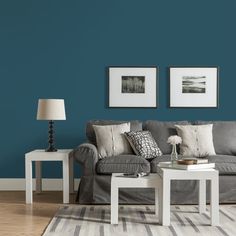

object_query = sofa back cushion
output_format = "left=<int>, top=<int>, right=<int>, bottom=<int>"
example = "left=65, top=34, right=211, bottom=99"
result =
left=143, top=120, right=189, bottom=154
left=196, top=121, right=236, bottom=155
left=86, top=120, right=142, bottom=145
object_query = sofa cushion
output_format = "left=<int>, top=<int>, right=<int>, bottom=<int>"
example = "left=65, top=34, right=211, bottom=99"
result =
left=86, top=120, right=142, bottom=145
left=93, top=123, right=132, bottom=158
left=175, top=124, right=216, bottom=156
left=195, top=121, right=236, bottom=155
left=208, top=155, right=236, bottom=175
left=125, top=131, right=162, bottom=159
left=143, top=121, right=189, bottom=154
left=150, top=155, right=236, bottom=175
left=96, top=155, right=150, bottom=174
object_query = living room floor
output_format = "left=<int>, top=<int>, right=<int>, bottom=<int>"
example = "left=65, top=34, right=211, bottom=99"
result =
left=2, top=192, right=236, bottom=236
left=0, top=191, right=76, bottom=236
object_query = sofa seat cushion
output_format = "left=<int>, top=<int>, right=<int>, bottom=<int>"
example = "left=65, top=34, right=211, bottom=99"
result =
left=150, top=155, right=236, bottom=175
left=208, top=155, right=236, bottom=175
left=96, top=155, right=150, bottom=174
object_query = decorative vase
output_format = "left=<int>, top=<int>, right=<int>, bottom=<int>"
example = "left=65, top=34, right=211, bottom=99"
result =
left=171, top=144, right=178, bottom=163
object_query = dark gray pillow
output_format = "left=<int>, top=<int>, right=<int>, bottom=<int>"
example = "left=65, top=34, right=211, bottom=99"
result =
left=143, top=120, right=189, bottom=154
left=86, top=120, right=142, bottom=145
left=125, top=131, right=162, bottom=159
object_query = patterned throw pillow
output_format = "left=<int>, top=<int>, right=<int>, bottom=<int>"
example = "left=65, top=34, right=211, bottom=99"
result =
left=124, top=131, right=162, bottom=159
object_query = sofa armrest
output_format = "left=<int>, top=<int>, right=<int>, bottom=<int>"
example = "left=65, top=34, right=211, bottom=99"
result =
left=73, top=143, right=99, bottom=176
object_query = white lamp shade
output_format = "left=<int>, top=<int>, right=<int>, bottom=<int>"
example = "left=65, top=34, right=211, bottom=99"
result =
left=37, top=99, right=66, bottom=120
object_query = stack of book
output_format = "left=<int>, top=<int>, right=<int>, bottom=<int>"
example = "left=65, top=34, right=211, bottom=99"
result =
left=158, top=157, right=215, bottom=170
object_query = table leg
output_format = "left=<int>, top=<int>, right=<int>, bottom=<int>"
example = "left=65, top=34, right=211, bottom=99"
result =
left=162, top=177, right=170, bottom=226
left=35, top=161, right=42, bottom=193
left=157, top=182, right=163, bottom=224
left=63, top=159, right=70, bottom=204
left=211, top=174, right=219, bottom=226
left=199, top=179, right=206, bottom=214
left=69, top=154, right=74, bottom=194
left=155, top=187, right=159, bottom=215
left=25, top=159, right=33, bottom=204
left=111, top=183, right=118, bottom=224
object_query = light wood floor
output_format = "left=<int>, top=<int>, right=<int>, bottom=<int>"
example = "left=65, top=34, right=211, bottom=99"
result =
left=0, top=191, right=76, bottom=236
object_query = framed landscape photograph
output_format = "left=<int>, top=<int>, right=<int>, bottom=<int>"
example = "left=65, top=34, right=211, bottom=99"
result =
left=169, top=66, right=219, bottom=108
left=109, top=66, right=157, bottom=107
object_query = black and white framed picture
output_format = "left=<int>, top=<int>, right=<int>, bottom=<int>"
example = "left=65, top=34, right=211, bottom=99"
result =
left=109, top=66, right=158, bottom=107
left=169, top=66, right=219, bottom=108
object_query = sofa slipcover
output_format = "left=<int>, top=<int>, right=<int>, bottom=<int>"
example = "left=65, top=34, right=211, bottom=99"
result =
left=74, top=120, right=236, bottom=204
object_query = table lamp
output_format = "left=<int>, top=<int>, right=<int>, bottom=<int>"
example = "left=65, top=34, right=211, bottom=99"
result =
left=37, top=99, right=66, bottom=152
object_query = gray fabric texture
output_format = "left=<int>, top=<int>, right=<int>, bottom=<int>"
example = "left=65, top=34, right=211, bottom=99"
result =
left=96, top=155, right=150, bottom=174
left=76, top=174, right=236, bottom=204
left=86, top=120, right=142, bottom=145
left=196, top=121, right=236, bottom=155
left=143, top=120, right=189, bottom=154
left=73, top=143, right=98, bottom=176
left=150, top=154, right=236, bottom=175
left=74, top=120, right=236, bottom=204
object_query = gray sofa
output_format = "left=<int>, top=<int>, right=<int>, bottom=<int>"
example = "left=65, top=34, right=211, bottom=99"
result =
left=73, top=120, right=236, bottom=204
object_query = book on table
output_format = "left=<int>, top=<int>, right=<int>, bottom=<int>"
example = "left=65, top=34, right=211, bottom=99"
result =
left=158, top=162, right=215, bottom=170
left=181, top=157, right=208, bottom=164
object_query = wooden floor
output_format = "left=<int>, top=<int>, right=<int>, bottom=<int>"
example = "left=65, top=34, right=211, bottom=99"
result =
left=0, top=191, right=76, bottom=236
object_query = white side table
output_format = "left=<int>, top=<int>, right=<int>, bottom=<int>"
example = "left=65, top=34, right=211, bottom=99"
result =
left=111, top=173, right=162, bottom=224
left=25, top=149, right=74, bottom=204
left=157, top=167, right=219, bottom=226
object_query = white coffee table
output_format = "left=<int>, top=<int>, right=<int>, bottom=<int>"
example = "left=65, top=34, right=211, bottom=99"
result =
left=157, top=167, right=219, bottom=226
left=111, top=173, right=161, bottom=224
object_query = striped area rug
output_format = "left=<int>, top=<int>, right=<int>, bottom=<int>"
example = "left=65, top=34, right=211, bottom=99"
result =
left=43, top=205, right=236, bottom=236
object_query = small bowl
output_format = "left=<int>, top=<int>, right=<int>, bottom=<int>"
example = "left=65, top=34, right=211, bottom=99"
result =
left=177, top=159, right=194, bottom=165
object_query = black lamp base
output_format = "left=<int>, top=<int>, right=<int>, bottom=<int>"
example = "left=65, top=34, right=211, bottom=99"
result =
left=45, top=120, right=57, bottom=152
left=46, top=147, right=57, bottom=152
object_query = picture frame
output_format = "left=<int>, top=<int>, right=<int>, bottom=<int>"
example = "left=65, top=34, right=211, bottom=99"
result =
left=169, top=66, right=219, bottom=108
left=108, top=66, right=158, bottom=108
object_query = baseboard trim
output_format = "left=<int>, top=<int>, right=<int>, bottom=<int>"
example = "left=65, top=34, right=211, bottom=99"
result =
left=0, top=178, right=80, bottom=191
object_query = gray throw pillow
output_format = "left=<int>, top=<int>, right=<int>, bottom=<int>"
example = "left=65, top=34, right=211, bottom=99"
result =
left=175, top=124, right=216, bottom=157
left=93, top=123, right=133, bottom=158
left=124, top=131, right=162, bottom=159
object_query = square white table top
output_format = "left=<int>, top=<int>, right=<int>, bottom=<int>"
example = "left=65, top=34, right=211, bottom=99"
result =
left=25, top=149, right=73, bottom=161
left=156, top=166, right=218, bottom=179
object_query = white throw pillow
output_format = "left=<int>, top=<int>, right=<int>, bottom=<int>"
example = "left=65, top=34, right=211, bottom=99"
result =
left=93, top=123, right=133, bottom=158
left=175, top=124, right=216, bottom=157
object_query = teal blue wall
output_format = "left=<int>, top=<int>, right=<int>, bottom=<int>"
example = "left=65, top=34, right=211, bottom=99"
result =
left=0, top=0, right=235, bottom=178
